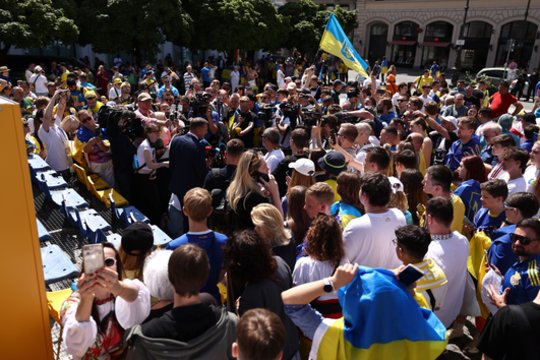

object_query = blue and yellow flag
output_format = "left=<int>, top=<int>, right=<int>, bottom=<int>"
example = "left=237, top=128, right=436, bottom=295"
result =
left=320, top=14, right=369, bottom=79
left=310, top=267, right=447, bottom=359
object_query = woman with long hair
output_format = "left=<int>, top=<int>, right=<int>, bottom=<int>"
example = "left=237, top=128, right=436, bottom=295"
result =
left=252, top=203, right=296, bottom=271
left=226, top=150, right=281, bottom=231
left=330, top=172, right=363, bottom=229
left=454, top=155, right=488, bottom=222
left=400, top=168, right=428, bottom=225
left=293, top=214, right=345, bottom=319
left=286, top=185, right=311, bottom=245
left=61, top=242, right=150, bottom=359
left=225, top=230, right=299, bottom=359
left=527, top=141, right=540, bottom=207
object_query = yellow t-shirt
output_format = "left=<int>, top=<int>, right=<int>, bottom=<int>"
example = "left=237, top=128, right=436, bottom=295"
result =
left=450, top=194, right=465, bottom=234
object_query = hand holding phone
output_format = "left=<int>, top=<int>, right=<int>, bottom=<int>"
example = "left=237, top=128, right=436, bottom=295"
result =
left=398, top=264, right=424, bottom=286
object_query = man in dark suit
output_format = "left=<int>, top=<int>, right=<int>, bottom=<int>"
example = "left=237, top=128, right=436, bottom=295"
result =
left=168, top=118, right=209, bottom=237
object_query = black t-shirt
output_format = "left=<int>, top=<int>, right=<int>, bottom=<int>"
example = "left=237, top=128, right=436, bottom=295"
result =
left=273, top=239, right=297, bottom=272
left=477, top=302, right=540, bottom=360
left=141, top=303, right=221, bottom=342
left=203, top=165, right=237, bottom=206
left=231, top=191, right=269, bottom=231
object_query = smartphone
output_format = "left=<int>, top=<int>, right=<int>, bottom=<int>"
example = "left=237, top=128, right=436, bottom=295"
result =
left=398, top=264, right=424, bottom=286
left=252, top=171, right=270, bottom=183
left=82, top=244, right=104, bottom=275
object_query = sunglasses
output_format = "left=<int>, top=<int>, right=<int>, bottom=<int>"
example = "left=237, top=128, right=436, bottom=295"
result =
left=510, top=233, right=537, bottom=246
left=104, top=257, right=116, bottom=267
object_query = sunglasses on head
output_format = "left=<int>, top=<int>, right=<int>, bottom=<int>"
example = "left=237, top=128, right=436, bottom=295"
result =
left=104, top=257, right=116, bottom=267
left=510, top=233, right=536, bottom=246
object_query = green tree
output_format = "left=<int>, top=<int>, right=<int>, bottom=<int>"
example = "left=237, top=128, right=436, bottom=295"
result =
left=278, top=0, right=357, bottom=55
left=76, top=0, right=192, bottom=62
left=0, top=0, right=78, bottom=59
left=187, top=0, right=287, bottom=51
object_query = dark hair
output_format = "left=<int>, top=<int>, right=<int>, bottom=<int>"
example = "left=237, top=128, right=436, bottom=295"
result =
left=491, top=134, right=516, bottom=147
left=190, top=117, right=209, bottom=130
left=426, top=196, right=453, bottom=228
left=400, top=169, right=427, bottom=224
left=481, top=179, right=508, bottom=200
left=339, top=123, right=358, bottom=142
left=226, top=138, right=245, bottom=157
left=478, top=107, right=492, bottom=117
left=360, top=173, right=391, bottom=207
left=523, top=125, right=539, bottom=141
left=395, top=225, right=431, bottom=261
left=426, top=165, right=452, bottom=192
left=395, top=150, right=418, bottom=169
left=382, top=126, right=399, bottom=138
left=503, top=147, right=530, bottom=172
left=517, top=218, right=540, bottom=240
left=225, top=230, right=276, bottom=290
left=305, top=214, right=345, bottom=268
left=461, top=155, right=488, bottom=183
left=409, top=96, right=423, bottom=110
left=505, top=192, right=540, bottom=219
left=291, top=128, right=309, bottom=149
left=168, top=244, right=210, bottom=297
left=458, top=116, right=477, bottom=130
left=287, top=186, right=310, bottom=244
left=366, top=146, right=391, bottom=171
left=236, top=308, right=286, bottom=360
left=336, top=172, right=363, bottom=209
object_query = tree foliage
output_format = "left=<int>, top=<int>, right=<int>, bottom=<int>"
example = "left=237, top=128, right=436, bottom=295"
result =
left=75, top=0, right=192, bottom=61
left=186, top=0, right=287, bottom=51
left=0, top=0, right=78, bottom=56
left=278, top=0, right=358, bottom=55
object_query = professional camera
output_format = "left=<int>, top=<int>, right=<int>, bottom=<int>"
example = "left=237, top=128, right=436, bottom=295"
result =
left=190, top=92, right=211, bottom=117
left=279, top=102, right=300, bottom=129
left=333, top=111, right=359, bottom=124
left=257, top=105, right=277, bottom=128
left=302, top=106, right=323, bottom=127
left=97, top=106, right=142, bottom=143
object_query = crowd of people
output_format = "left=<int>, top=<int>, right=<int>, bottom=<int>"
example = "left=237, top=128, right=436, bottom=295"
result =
left=4, top=54, right=540, bottom=359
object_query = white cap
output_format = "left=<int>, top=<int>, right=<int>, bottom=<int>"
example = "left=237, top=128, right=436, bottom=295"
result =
left=388, top=176, right=404, bottom=193
left=440, top=116, right=458, bottom=130
left=34, top=65, right=43, bottom=72
left=288, top=158, right=315, bottom=177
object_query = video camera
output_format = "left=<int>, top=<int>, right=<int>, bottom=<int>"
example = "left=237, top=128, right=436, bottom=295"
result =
left=97, top=106, right=142, bottom=143
left=257, top=105, right=277, bottom=128
left=190, top=92, right=212, bottom=117
left=279, top=102, right=300, bottom=129
left=302, top=105, right=323, bottom=127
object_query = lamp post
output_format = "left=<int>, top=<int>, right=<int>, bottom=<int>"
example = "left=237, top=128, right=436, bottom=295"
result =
left=455, top=0, right=470, bottom=78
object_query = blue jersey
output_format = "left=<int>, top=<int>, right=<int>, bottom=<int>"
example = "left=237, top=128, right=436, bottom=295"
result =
left=473, top=207, right=506, bottom=234
left=445, top=135, right=481, bottom=171
left=488, top=225, right=517, bottom=275
left=502, top=255, right=540, bottom=305
left=454, top=179, right=481, bottom=222
left=167, top=230, right=228, bottom=302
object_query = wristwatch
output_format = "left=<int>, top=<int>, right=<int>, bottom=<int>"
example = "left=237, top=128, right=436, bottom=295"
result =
left=323, top=278, right=335, bottom=293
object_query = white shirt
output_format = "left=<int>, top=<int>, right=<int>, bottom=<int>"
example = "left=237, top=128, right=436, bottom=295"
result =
left=136, top=139, right=155, bottom=174
left=507, top=176, right=527, bottom=195
left=30, top=73, right=48, bottom=94
left=524, top=165, right=539, bottom=189
left=277, top=69, right=286, bottom=89
left=38, top=124, right=71, bottom=172
left=264, top=148, right=285, bottom=173
left=293, top=257, right=347, bottom=301
left=108, top=86, right=121, bottom=101
left=425, top=231, right=469, bottom=327
left=343, top=208, right=406, bottom=269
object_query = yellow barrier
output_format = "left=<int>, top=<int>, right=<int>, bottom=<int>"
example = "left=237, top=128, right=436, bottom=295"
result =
left=0, top=97, right=53, bottom=358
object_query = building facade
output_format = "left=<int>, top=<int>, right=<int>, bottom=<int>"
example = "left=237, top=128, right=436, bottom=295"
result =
left=352, top=0, right=540, bottom=72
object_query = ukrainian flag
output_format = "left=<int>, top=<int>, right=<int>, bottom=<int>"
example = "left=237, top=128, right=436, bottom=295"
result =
left=320, top=14, right=369, bottom=79
left=310, top=267, right=447, bottom=359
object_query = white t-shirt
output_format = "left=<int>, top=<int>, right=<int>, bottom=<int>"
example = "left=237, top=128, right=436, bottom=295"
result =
left=108, top=86, right=121, bottom=101
left=524, top=165, right=539, bottom=189
left=425, top=231, right=469, bottom=328
left=38, top=124, right=71, bottom=172
left=343, top=208, right=406, bottom=269
left=293, top=257, right=346, bottom=301
left=277, top=69, right=286, bottom=89
left=507, top=176, right=527, bottom=195
left=264, top=148, right=285, bottom=173
left=136, top=139, right=155, bottom=174
left=30, top=73, right=48, bottom=94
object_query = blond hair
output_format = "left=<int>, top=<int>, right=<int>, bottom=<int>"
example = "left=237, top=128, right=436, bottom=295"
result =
left=287, top=170, right=314, bottom=194
left=388, top=190, right=409, bottom=213
left=227, top=150, right=264, bottom=211
left=183, top=187, right=212, bottom=222
left=251, top=203, right=290, bottom=247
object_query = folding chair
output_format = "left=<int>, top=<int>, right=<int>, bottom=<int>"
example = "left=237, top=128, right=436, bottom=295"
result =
left=47, top=288, right=72, bottom=360
left=95, top=229, right=122, bottom=248
left=109, top=193, right=149, bottom=225
left=51, top=188, right=88, bottom=209
left=40, top=245, right=80, bottom=284
left=72, top=163, right=109, bottom=192
left=87, top=176, right=128, bottom=208
left=27, top=154, right=50, bottom=177
left=151, top=225, right=172, bottom=248
left=36, top=170, right=68, bottom=193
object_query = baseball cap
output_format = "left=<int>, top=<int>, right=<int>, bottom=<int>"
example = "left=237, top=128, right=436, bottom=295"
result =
left=388, top=176, right=404, bottom=193
left=121, top=222, right=154, bottom=256
left=288, top=158, right=315, bottom=177
left=84, top=90, right=97, bottom=99
left=0, top=66, right=10, bottom=72
left=440, top=116, right=457, bottom=130
left=113, top=77, right=122, bottom=85
left=34, top=65, right=43, bottom=72
left=137, top=92, right=152, bottom=102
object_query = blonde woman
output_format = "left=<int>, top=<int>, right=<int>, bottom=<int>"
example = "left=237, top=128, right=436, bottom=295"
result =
left=251, top=203, right=296, bottom=270
left=226, top=150, right=282, bottom=231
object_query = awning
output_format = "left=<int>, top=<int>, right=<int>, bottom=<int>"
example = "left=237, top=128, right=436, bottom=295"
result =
left=422, top=41, right=450, bottom=48
left=391, top=40, right=417, bottom=46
